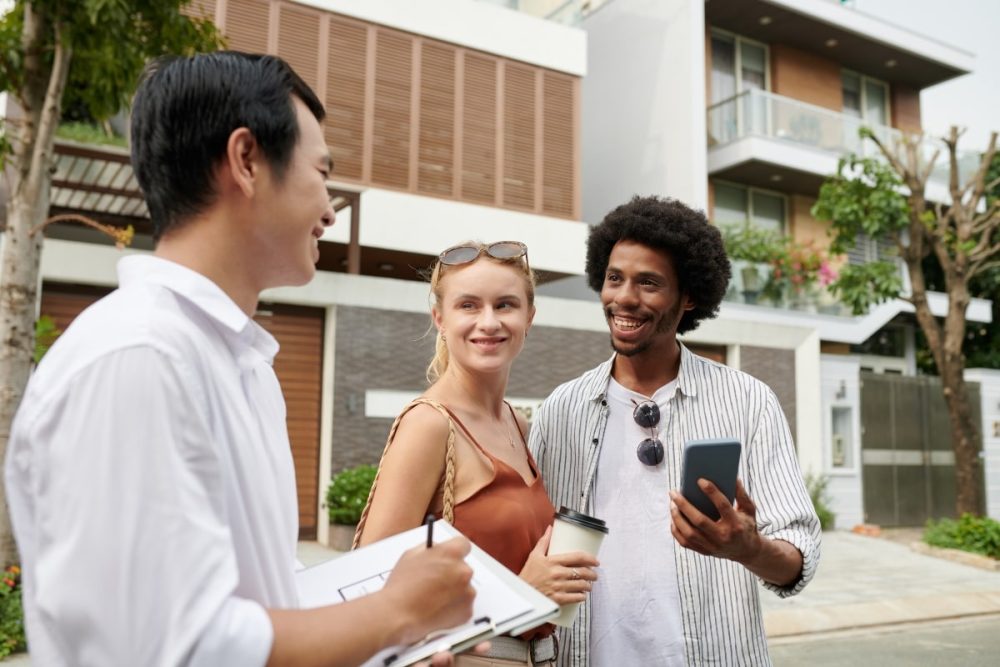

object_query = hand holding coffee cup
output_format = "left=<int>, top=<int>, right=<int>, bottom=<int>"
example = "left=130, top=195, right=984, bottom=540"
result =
left=519, top=524, right=599, bottom=607
left=547, top=507, right=609, bottom=626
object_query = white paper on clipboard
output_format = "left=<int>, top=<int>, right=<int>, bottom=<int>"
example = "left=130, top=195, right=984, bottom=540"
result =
left=295, top=520, right=559, bottom=667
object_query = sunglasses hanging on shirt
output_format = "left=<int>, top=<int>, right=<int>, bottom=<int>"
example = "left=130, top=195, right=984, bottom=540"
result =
left=632, top=400, right=665, bottom=466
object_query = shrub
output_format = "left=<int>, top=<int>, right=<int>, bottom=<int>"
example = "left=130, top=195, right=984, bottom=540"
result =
left=924, top=513, right=1000, bottom=560
left=804, top=473, right=836, bottom=531
left=35, top=315, right=62, bottom=363
left=326, top=464, right=378, bottom=525
left=0, top=565, right=27, bottom=659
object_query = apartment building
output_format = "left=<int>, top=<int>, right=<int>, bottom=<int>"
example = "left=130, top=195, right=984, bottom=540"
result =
left=9, top=0, right=996, bottom=540
left=579, top=0, right=997, bottom=525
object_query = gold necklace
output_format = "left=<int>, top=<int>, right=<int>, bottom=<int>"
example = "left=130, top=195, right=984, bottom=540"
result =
left=501, top=414, right=517, bottom=448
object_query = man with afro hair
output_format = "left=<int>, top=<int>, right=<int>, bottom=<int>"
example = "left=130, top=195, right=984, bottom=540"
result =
left=529, top=195, right=820, bottom=666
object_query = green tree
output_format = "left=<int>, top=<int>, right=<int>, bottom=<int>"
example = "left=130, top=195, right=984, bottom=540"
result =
left=0, top=1, right=223, bottom=567
left=813, top=127, right=1000, bottom=517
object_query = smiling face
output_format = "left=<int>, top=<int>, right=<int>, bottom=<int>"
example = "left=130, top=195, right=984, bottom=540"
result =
left=432, top=258, right=535, bottom=378
left=251, top=96, right=335, bottom=289
left=600, top=240, right=694, bottom=359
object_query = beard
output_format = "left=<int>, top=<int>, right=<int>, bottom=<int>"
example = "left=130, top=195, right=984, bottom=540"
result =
left=607, top=300, right=684, bottom=357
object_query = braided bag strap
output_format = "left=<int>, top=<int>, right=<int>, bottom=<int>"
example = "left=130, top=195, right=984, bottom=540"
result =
left=352, top=398, right=457, bottom=549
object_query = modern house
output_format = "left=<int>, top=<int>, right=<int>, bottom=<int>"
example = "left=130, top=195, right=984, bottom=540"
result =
left=575, top=0, right=996, bottom=526
left=3, top=0, right=997, bottom=544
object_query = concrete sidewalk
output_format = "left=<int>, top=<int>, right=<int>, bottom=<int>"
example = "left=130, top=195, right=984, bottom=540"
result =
left=5, top=532, right=998, bottom=664
left=300, top=531, right=1000, bottom=640
left=761, top=530, right=1000, bottom=639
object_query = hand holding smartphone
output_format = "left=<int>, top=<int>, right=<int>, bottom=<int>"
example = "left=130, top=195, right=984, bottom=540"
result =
left=679, top=438, right=741, bottom=521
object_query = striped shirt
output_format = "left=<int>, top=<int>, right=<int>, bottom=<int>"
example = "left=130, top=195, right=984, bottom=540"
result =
left=528, top=344, right=821, bottom=667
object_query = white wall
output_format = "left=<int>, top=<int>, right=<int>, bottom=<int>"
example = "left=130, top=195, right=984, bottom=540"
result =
left=321, top=188, right=591, bottom=276
left=820, top=354, right=864, bottom=530
left=581, top=0, right=707, bottom=221
left=964, top=368, right=1000, bottom=521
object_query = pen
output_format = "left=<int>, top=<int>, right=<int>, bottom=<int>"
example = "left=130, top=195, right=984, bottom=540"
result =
left=425, top=513, right=435, bottom=548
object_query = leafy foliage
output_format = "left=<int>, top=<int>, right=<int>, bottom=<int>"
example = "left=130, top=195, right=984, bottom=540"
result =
left=828, top=262, right=903, bottom=316
left=811, top=154, right=911, bottom=315
left=0, top=565, right=25, bottom=659
left=924, top=513, right=1000, bottom=560
left=33, top=315, right=61, bottom=364
left=0, top=1, right=225, bottom=121
left=55, top=121, right=127, bottom=147
left=326, top=465, right=378, bottom=525
left=722, top=225, right=835, bottom=304
left=804, top=473, right=835, bottom=531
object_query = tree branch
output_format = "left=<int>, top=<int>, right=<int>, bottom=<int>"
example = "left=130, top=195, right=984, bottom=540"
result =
left=869, top=130, right=909, bottom=181
left=969, top=258, right=1000, bottom=281
left=24, top=20, right=73, bottom=204
left=967, top=131, right=998, bottom=210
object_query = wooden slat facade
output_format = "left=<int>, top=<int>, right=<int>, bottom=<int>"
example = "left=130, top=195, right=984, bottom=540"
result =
left=199, top=0, right=580, bottom=220
left=39, top=287, right=325, bottom=539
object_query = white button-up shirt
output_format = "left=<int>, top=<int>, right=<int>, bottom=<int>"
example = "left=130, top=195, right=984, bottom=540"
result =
left=5, top=255, right=300, bottom=666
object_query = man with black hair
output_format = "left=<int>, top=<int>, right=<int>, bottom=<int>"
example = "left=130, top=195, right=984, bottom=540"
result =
left=5, top=52, right=475, bottom=667
left=529, top=195, right=820, bottom=666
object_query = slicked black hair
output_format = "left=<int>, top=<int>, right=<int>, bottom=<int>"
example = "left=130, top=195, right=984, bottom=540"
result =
left=130, top=51, right=325, bottom=241
left=585, top=195, right=731, bottom=334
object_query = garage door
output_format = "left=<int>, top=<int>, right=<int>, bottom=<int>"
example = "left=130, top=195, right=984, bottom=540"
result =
left=40, top=286, right=325, bottom=538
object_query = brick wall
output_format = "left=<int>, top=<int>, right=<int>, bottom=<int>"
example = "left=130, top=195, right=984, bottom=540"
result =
left=331, top=306, right=611, bottom=472
left=770, top=44, right=842, bottom=111
left=740, top=345, right=797, bottom=440
left=891, top=84, right=921, bottom=133
left=332, top=307, right=799, bottom=469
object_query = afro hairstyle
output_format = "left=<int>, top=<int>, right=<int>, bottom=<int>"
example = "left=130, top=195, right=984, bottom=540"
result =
left=585, top=195, right=731, bottom=335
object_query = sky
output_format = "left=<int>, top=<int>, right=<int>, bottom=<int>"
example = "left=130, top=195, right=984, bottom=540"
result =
left=855, top=0, right=1000, bottom=151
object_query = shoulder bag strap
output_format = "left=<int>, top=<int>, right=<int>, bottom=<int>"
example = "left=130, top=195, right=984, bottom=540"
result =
left=352, top=398, right=458, bottom=549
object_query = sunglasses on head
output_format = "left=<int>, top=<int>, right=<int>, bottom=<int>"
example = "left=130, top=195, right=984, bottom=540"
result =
left=632, top=400, right=665, bottom=466
left=438, top=241, right=529, bottom=268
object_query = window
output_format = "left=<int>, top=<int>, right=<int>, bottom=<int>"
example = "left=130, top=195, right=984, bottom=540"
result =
left=710, top=31, right=769, bottom=142
left=842, top=70, right=889, bottom=127
left=710, top=31, right=769, bottom=104
left=713, top=181, right=786, bottom=234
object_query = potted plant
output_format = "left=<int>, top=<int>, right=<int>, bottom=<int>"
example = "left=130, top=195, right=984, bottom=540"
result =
left=326, top=464, right=378, bottom=551
left=721, top=225, right=836, bottom=309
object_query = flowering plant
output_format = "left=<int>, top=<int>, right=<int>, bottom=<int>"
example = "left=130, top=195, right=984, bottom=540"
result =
left=721, top=226, right=837, bottom=305
left=0, top=564, right=26, bottom=658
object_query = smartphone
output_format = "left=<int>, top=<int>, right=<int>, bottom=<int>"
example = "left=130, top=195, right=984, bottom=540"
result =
left=680, top=438, right=742, bottom=521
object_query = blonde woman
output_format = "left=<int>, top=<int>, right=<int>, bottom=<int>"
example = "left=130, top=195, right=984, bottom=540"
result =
left=356, top=241, right=598, bottom=666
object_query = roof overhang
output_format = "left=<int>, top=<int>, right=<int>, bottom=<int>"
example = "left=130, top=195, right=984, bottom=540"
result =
left=720, top=291, right=992, bottom=345
left=706, top=0, right=974, bottom=88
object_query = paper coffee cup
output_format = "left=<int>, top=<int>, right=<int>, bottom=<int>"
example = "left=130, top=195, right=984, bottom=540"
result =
left=547, top=506, right=608, bottom=627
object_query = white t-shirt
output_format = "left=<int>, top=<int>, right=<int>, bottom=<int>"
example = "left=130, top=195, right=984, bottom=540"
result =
left=590, top=377, right=685, bottom=666
left=5, top=256, right=298, bottom=666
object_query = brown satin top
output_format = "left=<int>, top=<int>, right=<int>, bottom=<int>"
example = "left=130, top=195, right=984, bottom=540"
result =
left=437, top=403, right=556, bottom=639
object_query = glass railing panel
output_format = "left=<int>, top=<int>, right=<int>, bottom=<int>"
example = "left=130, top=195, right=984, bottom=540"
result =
left=708, top=89, right=979, bottom=193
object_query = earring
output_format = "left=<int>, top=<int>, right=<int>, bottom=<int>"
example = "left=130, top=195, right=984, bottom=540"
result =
left=440, top=332, right=447, bottom=342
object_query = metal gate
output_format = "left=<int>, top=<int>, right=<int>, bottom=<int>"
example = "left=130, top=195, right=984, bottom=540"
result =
left=860, top=372, right=984, bottom=526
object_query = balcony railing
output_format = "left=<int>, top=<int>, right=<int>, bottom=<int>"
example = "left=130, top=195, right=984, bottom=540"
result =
left=725, top=258, right=850, bottom=316
left=707, top=89, right=981, bottom=190
left=475, top=0, right=602, bottom=26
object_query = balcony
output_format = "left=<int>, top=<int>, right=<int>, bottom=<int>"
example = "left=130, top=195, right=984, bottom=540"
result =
left=707, top=89, right=982, bottom=201
left=475, top=0, right=608, bottom=26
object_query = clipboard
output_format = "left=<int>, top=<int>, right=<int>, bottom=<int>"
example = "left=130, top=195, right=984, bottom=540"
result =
left=295, top=520, right=559, bottom=667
